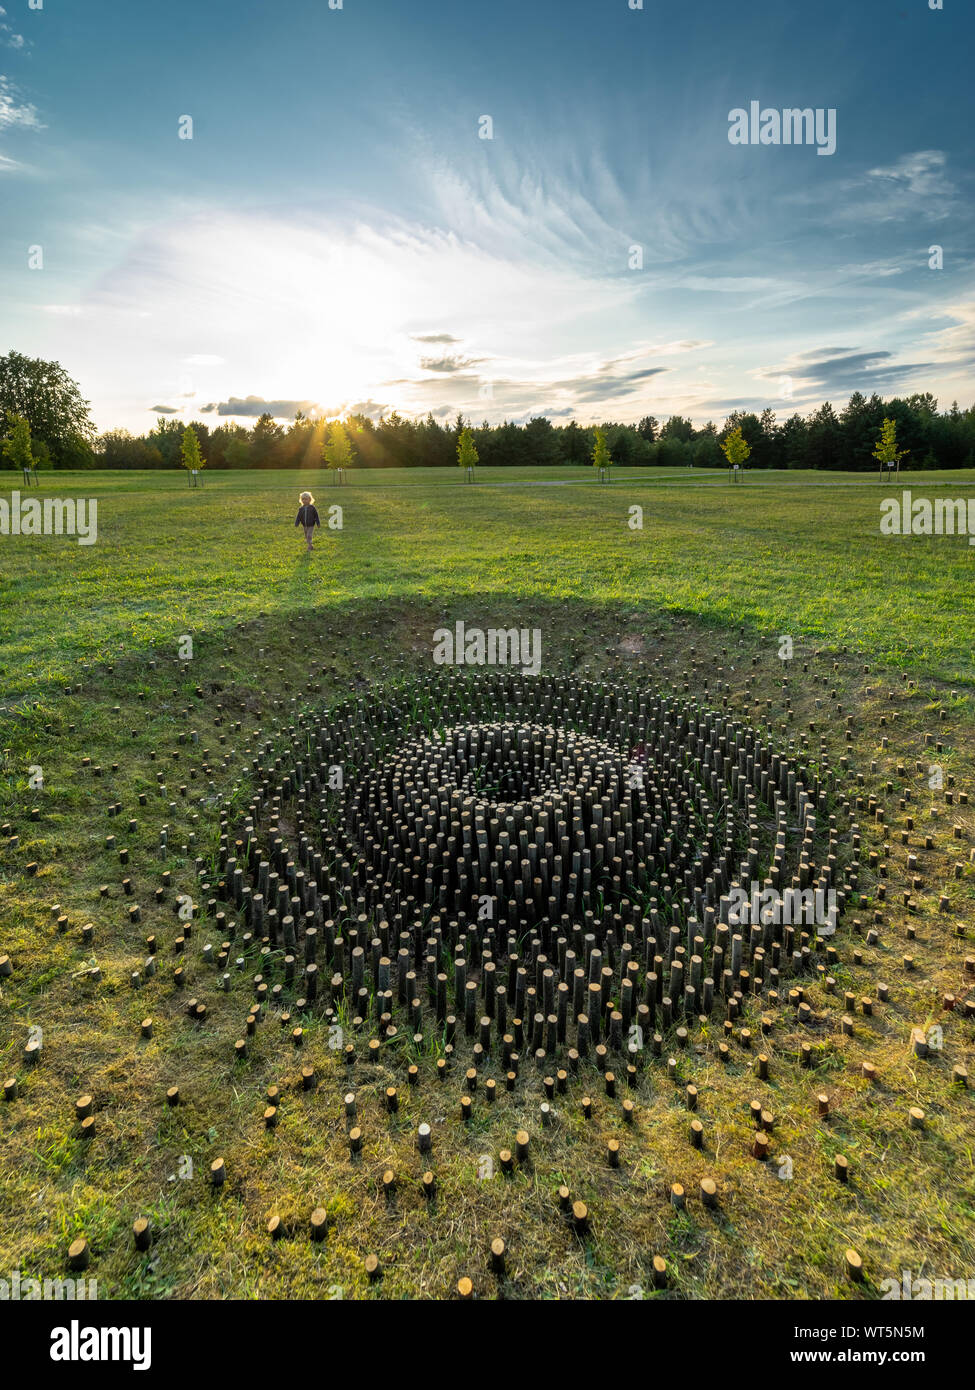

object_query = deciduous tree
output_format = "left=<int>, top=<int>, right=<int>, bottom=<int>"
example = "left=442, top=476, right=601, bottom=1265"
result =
left=323, top=420, right=355, bottom=473
left=0, top=351, right=96, bottom=465
left=720, top=424, right=751, bottom=471
left=2, top=412, right=35, bottom=474
left=872, top=417, right=909, bottom=473
left=592, top=427, right=611, bottom=474
left=457, top=426, right=479, bottom=475
left=180, top=424, right=204, bottom=473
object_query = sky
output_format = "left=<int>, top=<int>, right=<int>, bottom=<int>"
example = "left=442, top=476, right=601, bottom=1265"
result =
left=0, top=0, right=973, bottom=434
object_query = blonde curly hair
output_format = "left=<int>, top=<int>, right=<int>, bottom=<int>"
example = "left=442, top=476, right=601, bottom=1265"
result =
left=299, top=491, right=314, bottom=504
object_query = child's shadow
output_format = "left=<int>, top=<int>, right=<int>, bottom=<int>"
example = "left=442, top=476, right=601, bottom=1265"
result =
left=284, top=546, right=321, bottom=608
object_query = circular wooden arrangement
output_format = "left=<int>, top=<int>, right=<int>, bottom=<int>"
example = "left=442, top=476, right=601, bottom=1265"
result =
left=213, top=672, right=856, bottom=1064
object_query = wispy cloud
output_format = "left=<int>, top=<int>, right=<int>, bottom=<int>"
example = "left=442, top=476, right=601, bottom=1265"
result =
left=866, top=150, right=955, bottom=203
left=0, top=8, right=29, bottom=51
left=419, top=353, right=485, bottom=373
left=200, top=395, right=322, bottom=419
left=905, top=301, right=975, bottom=374
left=410, top=332, right=461, bottom=345
left=755, top=347, right=936, bottom=398
left=345, top=399, right=388, bottom=421
left=6, top=7, right=971, bottom=437
left=0, top=75, right=43, bottom=130
left=0, top=73, right=42, bottom=174
left=786, top=149, right=959, bottom=225
left=62, top=206, right=656, bottom=427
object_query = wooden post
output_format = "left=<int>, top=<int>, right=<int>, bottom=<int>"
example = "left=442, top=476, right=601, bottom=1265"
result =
left=68, top=1238, right=90, bottom=1271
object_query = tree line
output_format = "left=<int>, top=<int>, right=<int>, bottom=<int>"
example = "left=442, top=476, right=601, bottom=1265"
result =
left=3, top=349, right=975, bottom=472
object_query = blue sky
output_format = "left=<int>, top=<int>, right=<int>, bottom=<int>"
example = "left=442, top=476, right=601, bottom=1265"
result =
left=1, top=0, right=972, bottom=433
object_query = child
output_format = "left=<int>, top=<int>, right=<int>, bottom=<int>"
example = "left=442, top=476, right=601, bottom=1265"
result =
left=295, top=491, right=320, bottom=552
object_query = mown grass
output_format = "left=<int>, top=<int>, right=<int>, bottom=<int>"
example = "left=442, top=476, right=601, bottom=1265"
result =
left=1, top=467, right=973, bottom=703
left=0, top=468, right=973, bottom=1300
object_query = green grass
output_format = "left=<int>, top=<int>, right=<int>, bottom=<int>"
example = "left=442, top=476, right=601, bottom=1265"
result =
left=1, top=466, right=973, bottom=704
left=0, top=464, right=973, bottom=1301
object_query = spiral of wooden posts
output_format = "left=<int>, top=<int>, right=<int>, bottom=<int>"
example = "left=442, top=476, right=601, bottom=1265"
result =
left=204, top=672, right=856, bottom=1061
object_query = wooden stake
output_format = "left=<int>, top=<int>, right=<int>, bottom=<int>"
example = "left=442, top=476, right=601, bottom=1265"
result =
left=68, top=1238, right=90, bottom=1271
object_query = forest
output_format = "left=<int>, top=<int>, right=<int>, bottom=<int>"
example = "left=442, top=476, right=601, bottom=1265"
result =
left=2, top=351, right=974, bottom=471
left=100, top=394, right=975, bottom=473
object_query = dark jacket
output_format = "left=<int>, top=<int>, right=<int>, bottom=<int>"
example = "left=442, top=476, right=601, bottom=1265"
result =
left=295, top=505, right=321, bottom=528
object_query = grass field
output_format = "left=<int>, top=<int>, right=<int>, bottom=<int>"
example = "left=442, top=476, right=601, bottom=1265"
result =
left=1, top=467, right=973, bottom=703
left=1, top=465, right=973, bottom=1301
